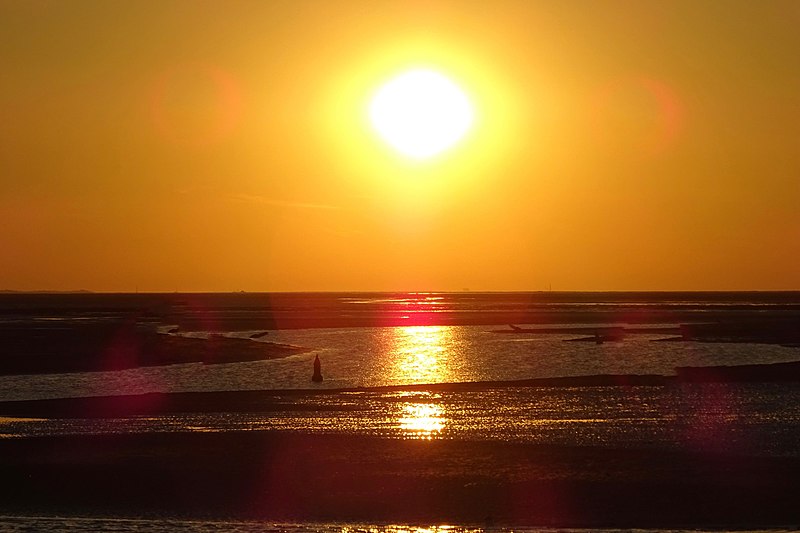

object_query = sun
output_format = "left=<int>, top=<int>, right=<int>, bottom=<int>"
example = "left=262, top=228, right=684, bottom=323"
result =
left=369, top=69, right=474, bottom=160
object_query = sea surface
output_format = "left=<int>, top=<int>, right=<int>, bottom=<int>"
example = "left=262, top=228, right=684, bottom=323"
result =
left=1, top=291, right=799, bottom=402
left=1, top=293, right=799, bottom=448
left=1, top=293, right=799, bottom=531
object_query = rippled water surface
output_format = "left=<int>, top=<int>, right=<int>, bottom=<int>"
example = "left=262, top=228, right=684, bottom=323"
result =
left=1, top=325, right=798, bottom=402
left=3, top=384, right=799, bottom=457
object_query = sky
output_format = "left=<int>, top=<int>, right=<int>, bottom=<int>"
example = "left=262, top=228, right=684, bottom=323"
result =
left=1, top=0, right=798, bottom=292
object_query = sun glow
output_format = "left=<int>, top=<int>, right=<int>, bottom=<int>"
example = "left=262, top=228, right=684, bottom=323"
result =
left=369, top=69, right=474, bottom=159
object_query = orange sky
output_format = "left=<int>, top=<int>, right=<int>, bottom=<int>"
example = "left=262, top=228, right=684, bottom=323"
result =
left=1, top=1, right=798, bottom=292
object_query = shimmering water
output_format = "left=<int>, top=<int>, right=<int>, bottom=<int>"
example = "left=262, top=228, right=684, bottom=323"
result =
left=1, top=325, right=798, bottom=402
left=2, top=292, right=799, bottom=402
left=3, top=384, right=800, bottom=457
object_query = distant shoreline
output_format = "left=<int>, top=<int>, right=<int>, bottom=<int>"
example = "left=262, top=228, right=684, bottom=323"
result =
left=3, top=289, right=800, bottom=294
left=3, top=291, right=799, bottom=331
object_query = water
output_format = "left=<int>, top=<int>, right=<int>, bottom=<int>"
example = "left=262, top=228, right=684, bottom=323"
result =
left=1, top=293, right=799, bottom=530
left=1, top=293, right=799, bottom=448
left=2, top=384, right=800, bottom=457
left=1, top=325, right=798, bottom=401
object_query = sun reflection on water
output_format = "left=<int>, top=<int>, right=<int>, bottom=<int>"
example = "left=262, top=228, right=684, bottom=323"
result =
left=388, top=325, right=456, bottom=385
left=399, top=402, right=445, bottom=439
left=385, top=325, right=456, bottom=439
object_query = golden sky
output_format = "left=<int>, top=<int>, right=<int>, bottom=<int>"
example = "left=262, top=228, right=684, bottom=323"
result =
left=1, top=0, right=798, bottom=291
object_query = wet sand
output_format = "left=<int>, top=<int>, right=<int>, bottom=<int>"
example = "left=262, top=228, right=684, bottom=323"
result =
left=2, top=359, right=800, bottom=419
left=1, top=430, right=799, bottom=528
left=1, top=379, right=800, bottom=527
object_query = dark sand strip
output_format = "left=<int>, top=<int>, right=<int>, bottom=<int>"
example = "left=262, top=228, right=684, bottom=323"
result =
left=0, top=323, right=308, bottom=376
left=1, top=432, right=799, bottom=527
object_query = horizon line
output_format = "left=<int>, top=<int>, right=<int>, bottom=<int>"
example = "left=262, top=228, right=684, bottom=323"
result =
left=3, top=289, right=800, bottom=295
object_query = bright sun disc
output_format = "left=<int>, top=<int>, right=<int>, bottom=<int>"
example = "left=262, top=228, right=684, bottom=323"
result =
left=369, top=69, right=474, bottom=159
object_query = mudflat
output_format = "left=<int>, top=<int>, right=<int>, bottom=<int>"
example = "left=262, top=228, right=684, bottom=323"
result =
left=0, top=322, right=307, bottom=376
left=1, top=430, right=799, bottom=527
